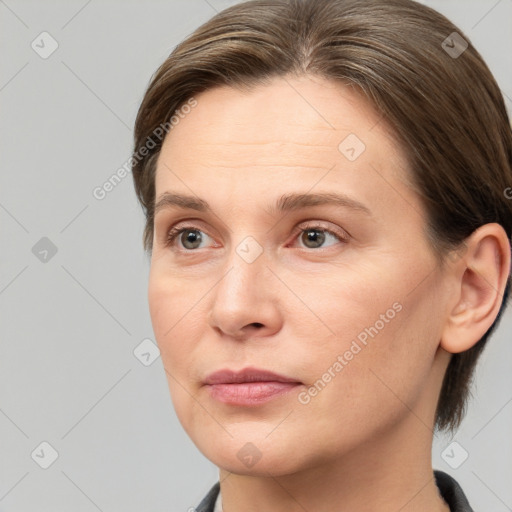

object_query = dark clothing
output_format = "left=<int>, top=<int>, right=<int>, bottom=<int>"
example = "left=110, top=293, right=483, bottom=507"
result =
left=195, top=470, right=474, bottom=512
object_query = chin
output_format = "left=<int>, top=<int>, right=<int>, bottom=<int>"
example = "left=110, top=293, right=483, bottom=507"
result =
left=188, top=425, right=321, bottom=477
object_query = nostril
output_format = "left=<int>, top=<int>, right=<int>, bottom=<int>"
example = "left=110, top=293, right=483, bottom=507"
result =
left=251, top=322, right=264, bottom=328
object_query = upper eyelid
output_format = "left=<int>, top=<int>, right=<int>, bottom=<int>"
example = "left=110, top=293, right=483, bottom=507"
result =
left=291, top=221, right=346, bottom=235
left=168, top=220, right=344, bottom=236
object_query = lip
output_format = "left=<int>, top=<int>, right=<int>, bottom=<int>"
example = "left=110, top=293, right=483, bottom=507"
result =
left=203, top=367, right=302, bottom=406
left=204, top=367, right=301, bottom=385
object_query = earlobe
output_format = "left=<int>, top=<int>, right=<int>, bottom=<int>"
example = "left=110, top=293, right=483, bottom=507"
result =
left=440, top=223, right=511, bottom=354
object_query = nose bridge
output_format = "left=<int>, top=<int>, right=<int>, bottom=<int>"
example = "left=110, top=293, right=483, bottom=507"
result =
left=208, top=231, right=278, bottom=336
left=215, top=233, right=267, bottom=307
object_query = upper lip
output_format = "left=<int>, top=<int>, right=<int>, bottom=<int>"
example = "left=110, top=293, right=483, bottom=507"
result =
left=203, top=367, right=301, bottom=385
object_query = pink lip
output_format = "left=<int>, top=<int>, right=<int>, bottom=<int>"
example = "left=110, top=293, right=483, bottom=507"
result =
left=204, top=367, right=300, bottom=385
left=203, top=367, right=302, bottom=406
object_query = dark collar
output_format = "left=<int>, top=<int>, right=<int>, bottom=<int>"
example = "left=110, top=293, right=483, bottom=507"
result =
left=195, top=481, right=220, bottom=512
left=195, top=470, right=474, bottom=512
left=434, top=470, right=475, bottom=511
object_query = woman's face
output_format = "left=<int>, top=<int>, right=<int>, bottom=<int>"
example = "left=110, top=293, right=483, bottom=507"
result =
left=148, top=75, right=452, bottom=475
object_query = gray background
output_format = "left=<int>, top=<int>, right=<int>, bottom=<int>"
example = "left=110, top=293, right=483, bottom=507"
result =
left=0, top=0, right=511, bottom=510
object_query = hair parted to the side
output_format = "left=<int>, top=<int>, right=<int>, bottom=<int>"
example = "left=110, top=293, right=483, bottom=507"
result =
left=131, top=0, right=512, bottom=433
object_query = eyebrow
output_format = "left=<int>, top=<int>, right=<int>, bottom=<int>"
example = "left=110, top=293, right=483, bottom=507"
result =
left=154, top=191, right=372, bottom=217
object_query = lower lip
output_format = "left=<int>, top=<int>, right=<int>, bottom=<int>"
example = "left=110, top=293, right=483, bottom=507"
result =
left=206, top=381, right=301, bottom=406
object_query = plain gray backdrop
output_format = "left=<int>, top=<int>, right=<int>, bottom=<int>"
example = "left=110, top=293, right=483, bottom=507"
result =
left=1, top=0, right=511, bottom=510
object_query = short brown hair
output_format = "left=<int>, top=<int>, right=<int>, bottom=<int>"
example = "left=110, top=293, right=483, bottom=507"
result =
left=131, top=0, right=512, bottom=432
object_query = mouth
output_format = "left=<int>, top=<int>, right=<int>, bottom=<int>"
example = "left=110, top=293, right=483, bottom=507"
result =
left=203, top=367, right=303, bottom=406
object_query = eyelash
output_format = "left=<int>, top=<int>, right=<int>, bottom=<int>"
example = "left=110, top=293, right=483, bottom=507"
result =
left=164, top=222, right=349, bottom=251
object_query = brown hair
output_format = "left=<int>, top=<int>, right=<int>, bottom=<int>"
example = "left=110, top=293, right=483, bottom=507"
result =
left=131, top=0, right=512, bottom=432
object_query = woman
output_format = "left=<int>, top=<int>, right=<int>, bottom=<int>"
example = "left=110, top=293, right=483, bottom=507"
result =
left=130, top=0, right=512, bottom=510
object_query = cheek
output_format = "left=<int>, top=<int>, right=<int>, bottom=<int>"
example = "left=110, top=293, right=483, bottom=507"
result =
left=148, top=272, right=205, bottom=430
left=149, top=265, right=200, bottom=338
left=293, top=308, right=436, bottom=454
left=147, top=270, right=203, bottom=373
left=297, top=260, right=442, bottom=427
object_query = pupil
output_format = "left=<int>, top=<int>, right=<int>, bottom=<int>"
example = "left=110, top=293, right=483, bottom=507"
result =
left=304, top=229, right=324, bottom=248
left=183, top=230, right=201, bottom=248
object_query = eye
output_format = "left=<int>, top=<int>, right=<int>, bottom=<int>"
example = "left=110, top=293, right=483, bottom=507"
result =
left=166, top=226, right=214, bottom=250
left=291, top=223, right=348, bottom=249
left=165, top=222, right=348, bottom=252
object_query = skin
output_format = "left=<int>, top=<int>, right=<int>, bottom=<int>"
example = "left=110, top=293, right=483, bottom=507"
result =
left=147, top=75, right=510, bottom=512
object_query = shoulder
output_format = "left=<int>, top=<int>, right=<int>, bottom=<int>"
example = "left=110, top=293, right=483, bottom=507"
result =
left=195, top=473, right=475, bottom=512
left=434, top=470, right=475, bottom=512
left=195, top=481, right=220, bottom=512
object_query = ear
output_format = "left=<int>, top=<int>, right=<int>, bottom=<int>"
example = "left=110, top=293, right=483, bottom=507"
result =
left=441, top=223, right=511, bottom=354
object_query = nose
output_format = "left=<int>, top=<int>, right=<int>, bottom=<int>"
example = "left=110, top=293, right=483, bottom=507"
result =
left=207, top=243, right=282, bottom=341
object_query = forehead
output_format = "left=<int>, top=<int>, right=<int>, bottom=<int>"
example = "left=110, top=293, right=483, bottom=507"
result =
left=154, top=74, right=410, bottom=202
